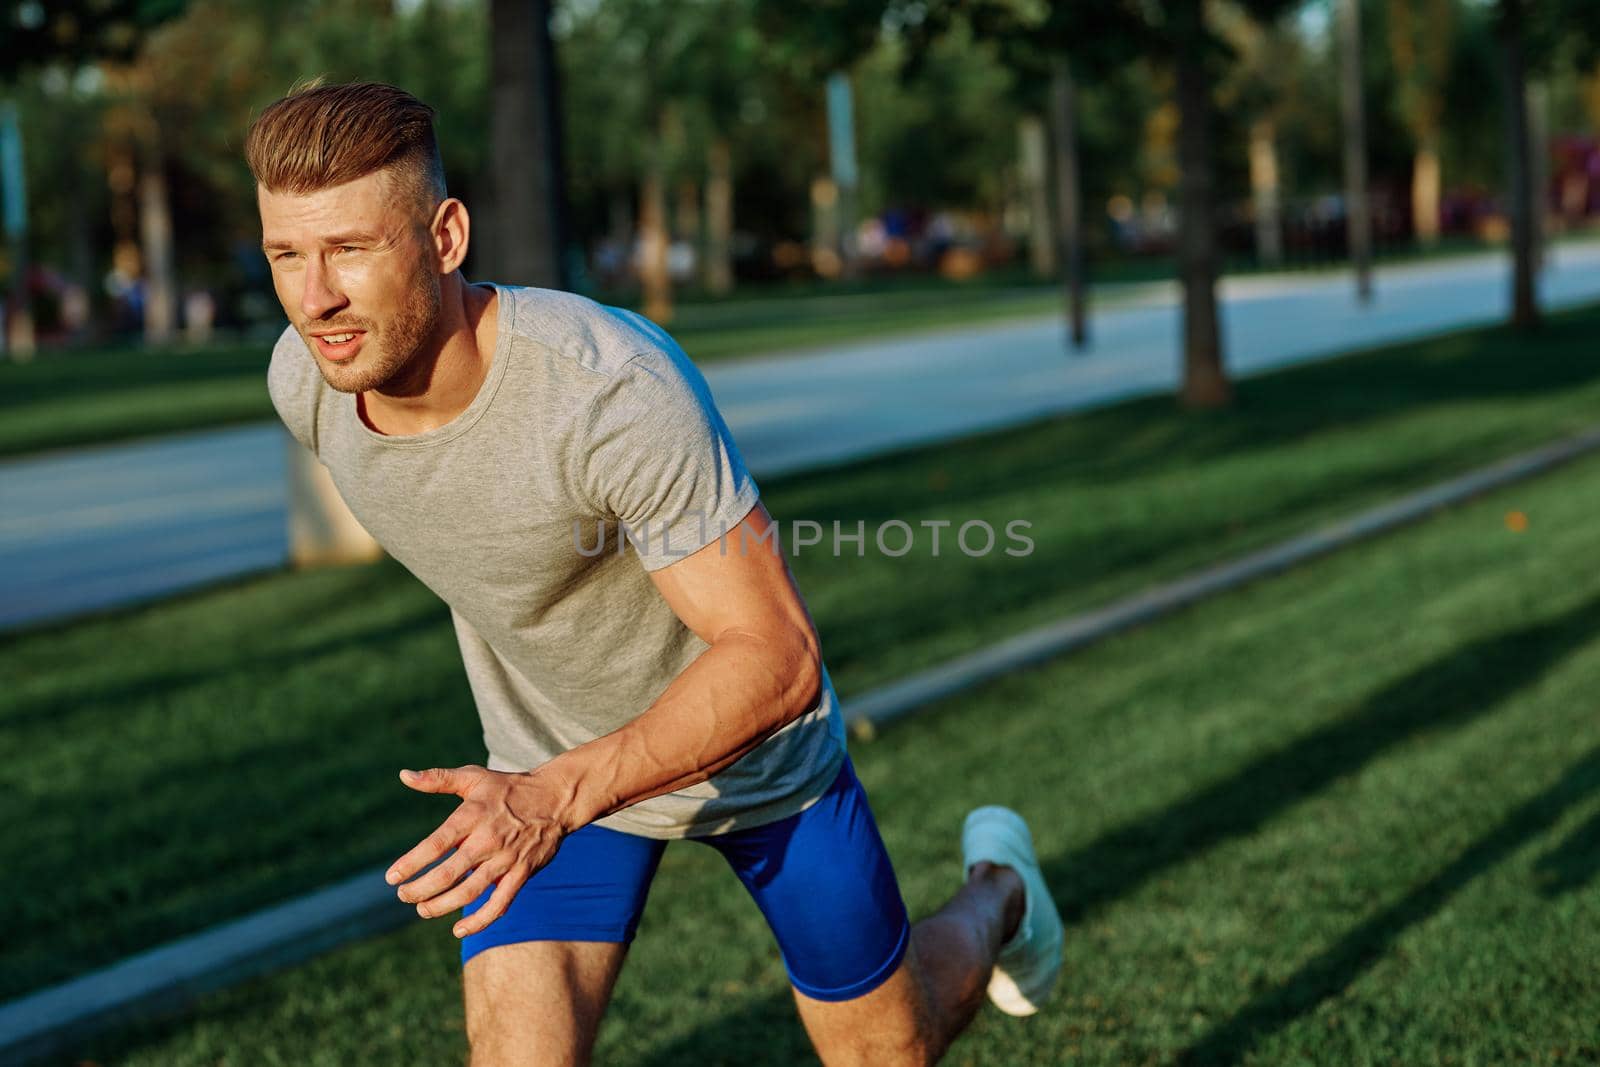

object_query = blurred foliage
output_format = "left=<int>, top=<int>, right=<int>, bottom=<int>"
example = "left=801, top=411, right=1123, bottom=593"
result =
left=0, top=0, right=186, bottom=76
left=5, top=0, right=1600, bottom=337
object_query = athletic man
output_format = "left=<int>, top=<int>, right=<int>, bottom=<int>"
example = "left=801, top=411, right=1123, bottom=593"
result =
left=247, top=82, right=1062, bottom=1065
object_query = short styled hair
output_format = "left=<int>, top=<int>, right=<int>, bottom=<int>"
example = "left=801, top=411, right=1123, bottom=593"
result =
left=244, top=80, right=447, bottom=219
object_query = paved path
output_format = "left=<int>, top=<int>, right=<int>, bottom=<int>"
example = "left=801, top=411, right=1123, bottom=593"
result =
left=5, top=242, right=1600, bottom=630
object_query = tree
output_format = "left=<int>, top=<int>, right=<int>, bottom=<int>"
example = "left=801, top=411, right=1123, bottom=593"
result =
left=1214, top=3, right=1317, bottom=270
left=486, top=0, right=567, bottom=289
left=1494, top=0, right=1600, bottom=329
left=1050, top=0, right=1301, bottom=406
left=909, top=1, right=1146, bottom=350
left=2, top=0, right=186, bottom=352
left=1339, top=0, right=1374, bottom=304
left=1389, top=0, right=1456, bottom=247
left=1094, top=0, right=1302, bottom=406
left=560, top=0, right=785, bottom=313
left=0, top=0, right=186, bottom=76
left=755, top=0, right=889, bottom=276
left=1049, top=56, right=1087, bottom=346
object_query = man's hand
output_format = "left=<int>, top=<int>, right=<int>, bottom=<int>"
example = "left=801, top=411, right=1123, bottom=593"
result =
left=385, top=764, right=571, bottom=938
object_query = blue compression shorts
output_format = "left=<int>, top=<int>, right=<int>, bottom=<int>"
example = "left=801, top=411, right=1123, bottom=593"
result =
left=458, top=755, right=912, bottom=1002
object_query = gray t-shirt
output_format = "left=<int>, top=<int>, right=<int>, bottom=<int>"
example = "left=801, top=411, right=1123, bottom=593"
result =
left=267, top=282, right=846, bottom=838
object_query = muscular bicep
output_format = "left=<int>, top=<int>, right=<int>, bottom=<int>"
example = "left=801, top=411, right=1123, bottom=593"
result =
left=646, top=501, right=821, bottom=669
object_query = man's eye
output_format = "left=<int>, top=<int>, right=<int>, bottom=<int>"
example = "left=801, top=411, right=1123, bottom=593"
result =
left=336, top=245, right=359, bottom=254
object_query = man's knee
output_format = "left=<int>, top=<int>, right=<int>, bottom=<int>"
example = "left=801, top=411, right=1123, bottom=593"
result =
left=792, top=950, right=948, bottom=1067
left=462, top=940, right=629, bottom=1066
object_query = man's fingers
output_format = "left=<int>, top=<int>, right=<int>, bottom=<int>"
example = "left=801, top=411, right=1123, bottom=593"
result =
left=386, top=811, right=474, bottom=886
left=419, top=858, right=509, bottom=921
left=398, top=765, right=480, bottom=795
left=397, top=847, right=477, bottom=910
left=451, top=865, right=529, bottom=939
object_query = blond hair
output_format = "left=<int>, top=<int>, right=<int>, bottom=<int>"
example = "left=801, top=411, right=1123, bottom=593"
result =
left=244, top=80, right=446, bottom=218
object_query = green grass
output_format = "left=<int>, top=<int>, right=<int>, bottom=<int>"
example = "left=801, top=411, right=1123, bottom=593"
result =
left=5, top=304, right=1600, bottom=1005
left=0, top=340, right=276, bottom=459
left=645, top=282, right=1065, bottom=363
left=59, top=393, right=1600, bottom=1065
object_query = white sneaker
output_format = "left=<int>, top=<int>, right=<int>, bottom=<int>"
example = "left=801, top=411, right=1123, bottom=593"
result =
left=961, top=805, right=1064, bottom=1016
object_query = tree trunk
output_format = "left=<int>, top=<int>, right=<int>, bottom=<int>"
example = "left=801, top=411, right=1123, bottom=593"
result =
left=704, top=138, right=734, bottom=296
left=0, top=100, right=33, bottom=360
left=137, top=126, right=177, bottom=346
left=1498, top=0, right=1539, bottom=328
left=488, top=0, right=567, bottom=288
left=1049, top=59, right=1087, bottom=349
left=825, top=71, right=859, bottom=278
left=1528, top=78, right=1549, bottom=269
left=810, top=175, right=842, bottom=278
left=1339, top=0, right=1374, bottom=302
left=639, top=124, right=673, bottom=324
left=1248, top=117, right=1284, bottom=268
left=1173, top=2, right=1230, bottom=409
left=1411, top=134, right=1441, bottom=246
left=675, top=180, right=700, bottom=244
left=1017, top=115, right=1055, bottom=277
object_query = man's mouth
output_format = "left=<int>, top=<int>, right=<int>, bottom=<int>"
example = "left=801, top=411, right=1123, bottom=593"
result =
left=311, top=330, right=367, bottom=362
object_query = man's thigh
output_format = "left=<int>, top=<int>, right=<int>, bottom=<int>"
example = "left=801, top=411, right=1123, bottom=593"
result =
left=456, top=821, right=666, bottom=1066
left=463, top=940, right=631, bottom=1067
left=789, top=939, right=936, bottom=1067
left=701, top=757, right=919, bottom=1049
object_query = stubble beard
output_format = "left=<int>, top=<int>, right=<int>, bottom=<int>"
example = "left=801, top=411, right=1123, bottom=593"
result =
left=304, top=261, right=443, bottom=395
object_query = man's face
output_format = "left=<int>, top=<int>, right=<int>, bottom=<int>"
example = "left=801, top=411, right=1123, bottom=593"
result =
left=259, top=169, right=442, bottom=394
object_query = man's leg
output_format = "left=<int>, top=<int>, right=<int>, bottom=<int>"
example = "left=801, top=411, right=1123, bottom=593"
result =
left=789, top=861, right=1024, bottom=1066
left=704, top=757, right=1056, bottom=1066
left=449, top=821, right=667, bottom=1065
left=462, top=941, right=630, bottom=1067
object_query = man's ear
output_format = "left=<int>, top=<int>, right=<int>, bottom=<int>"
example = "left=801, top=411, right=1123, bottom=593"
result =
left=431, top=197, right=470, bottom=274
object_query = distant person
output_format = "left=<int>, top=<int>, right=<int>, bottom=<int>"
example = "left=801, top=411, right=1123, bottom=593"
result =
left=246, top=81, right=1062, bottom=1065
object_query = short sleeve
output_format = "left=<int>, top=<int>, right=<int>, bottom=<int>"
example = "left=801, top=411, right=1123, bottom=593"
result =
left=267, top=325, right=321, bottom=455
left=576, top=347, right=760, bottom=571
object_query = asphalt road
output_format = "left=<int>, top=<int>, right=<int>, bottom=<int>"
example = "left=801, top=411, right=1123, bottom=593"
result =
left=5, top=242, right=1600, bottom=630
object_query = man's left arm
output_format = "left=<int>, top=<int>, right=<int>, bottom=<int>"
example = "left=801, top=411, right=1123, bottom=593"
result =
left=386, top=500, right=825, bottom=937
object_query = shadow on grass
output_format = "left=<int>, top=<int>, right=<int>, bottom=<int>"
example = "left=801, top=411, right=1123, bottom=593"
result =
left=1041, top=591, right=1600, bottom=923
left=630, top=593, right=1600, bottom=1064
left=1, top=559, right=448, bottom=733
left=0, top=595, right=450, bottom=734
left=801, top=446, right=1474, bottom=688
left=1180, top=742, right=1600, bottom=1065
left=1, top=680, right=480, bottom=1002
left=1532, top=807, right=1600, bottom=897
left=627, top=993, right=820, bottom=1067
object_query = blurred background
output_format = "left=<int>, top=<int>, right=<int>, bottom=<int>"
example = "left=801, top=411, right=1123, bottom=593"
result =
left=5, top=1, right=1600, bottom=1064
left=2, top=0, right=1598, bottom=351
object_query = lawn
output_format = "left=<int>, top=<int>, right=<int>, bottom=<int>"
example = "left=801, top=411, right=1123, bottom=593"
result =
left=6, top=303, right=1600, bottom=1013
left=62, top=404, right=1600, bottom=1065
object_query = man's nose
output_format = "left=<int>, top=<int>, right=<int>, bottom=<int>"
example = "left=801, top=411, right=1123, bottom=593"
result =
left=300, top=256, right=349, bottom=320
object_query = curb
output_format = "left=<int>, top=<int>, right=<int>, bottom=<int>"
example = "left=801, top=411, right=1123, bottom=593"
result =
left=6, top=426, right=1600, bottom=1064
left=0, top=867, right=420, bottom=1065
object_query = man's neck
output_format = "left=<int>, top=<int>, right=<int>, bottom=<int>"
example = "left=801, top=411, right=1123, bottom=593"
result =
left=360, top=275, right=499, bottom=436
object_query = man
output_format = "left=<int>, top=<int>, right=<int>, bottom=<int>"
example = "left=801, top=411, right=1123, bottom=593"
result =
left=248, top=81, right=1062, bottom=1065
